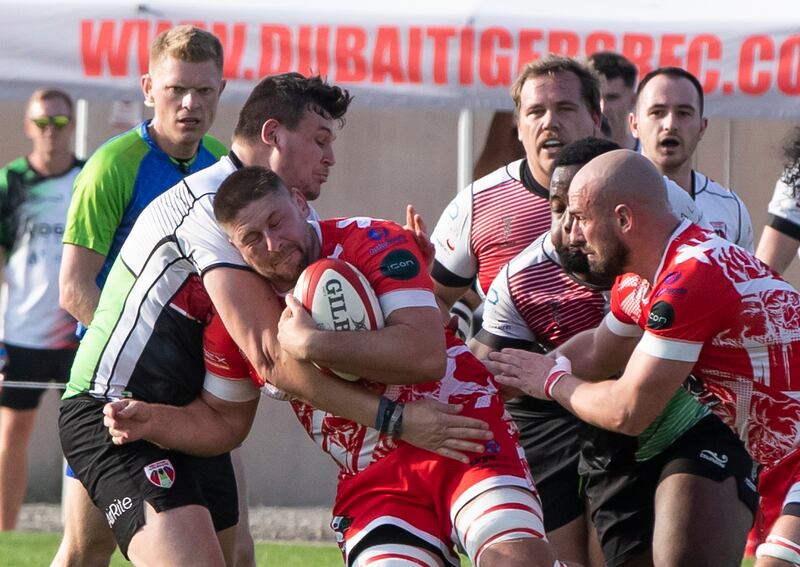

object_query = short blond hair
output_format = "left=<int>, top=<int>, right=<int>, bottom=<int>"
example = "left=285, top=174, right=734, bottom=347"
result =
left=150, top=25, right=224, bottom=73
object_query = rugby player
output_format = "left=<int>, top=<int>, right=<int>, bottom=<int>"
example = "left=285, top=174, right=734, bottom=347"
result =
left=430, top=55, right=602, bottom=563
left=53, top=25, right=236, bottom=567
left=0, top=89, right=82, bottom=531
left=474, top=138, right=753, bottom=567
left=756, top=127, right=800, bottom=273
left=489, top=149, right=800, bottom=567
left=587, top=52, right=639, bottom=151
left=60, top=73, right=492, bottom=566
left=632, top=67, right=754, bottom=251
left=108, top=166, right=571, bottom=567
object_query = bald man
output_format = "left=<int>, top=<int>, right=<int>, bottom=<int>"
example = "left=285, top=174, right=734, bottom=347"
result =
left=488, top=150, right=800, bottom=567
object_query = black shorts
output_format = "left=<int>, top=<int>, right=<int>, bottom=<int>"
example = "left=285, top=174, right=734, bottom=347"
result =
left=59, top=395, right=238, bottom=558
left=0, top=344, right=76, bottom=409
left=579, top=414, right=759, bottom=567
left=508, top=397, right=591, bottom=531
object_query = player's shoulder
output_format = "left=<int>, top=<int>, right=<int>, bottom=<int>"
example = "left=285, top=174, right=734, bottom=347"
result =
left=200, top=134, right=228, bottom=159
left=320, top=216, right=404, bottom=244
left=470, top=158, right=524, bottom=195
left=693, top=171, right=744, bottom=202
left=0, top=156, right=28, bottom=178
left=81, top=125, right=147, bottom=177
left=505, top=231, right=552, bottom=278
left=182, top=157, right=236, bottom=197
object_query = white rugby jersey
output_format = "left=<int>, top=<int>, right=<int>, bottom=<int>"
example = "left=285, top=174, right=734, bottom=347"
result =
left=431, top=159, right=551, bottom=297
left=692, top=171, right=754, bottom=252
left=65, top=155, right=320, bottom=404
left=0, top=158, right=82, bottom=349
left=481, top=232, right=608, bottom=350
left=766, top=175, right=800, bottom=246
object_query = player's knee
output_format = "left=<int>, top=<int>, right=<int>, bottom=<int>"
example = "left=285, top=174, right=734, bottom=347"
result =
left=756, top=535, right=800, bottom=566
left=351, top=543, right=443, bottom=567
left=454, top=486, right=547, bottom=566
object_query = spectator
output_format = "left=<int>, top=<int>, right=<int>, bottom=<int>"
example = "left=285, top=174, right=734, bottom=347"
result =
left=0, top=88, right=82, bottom=530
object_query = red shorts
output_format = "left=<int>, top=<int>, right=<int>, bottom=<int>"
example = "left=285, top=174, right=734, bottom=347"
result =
left=330, top=398, right=536, bottom=565
left=746, top=447, right=800, bottom=555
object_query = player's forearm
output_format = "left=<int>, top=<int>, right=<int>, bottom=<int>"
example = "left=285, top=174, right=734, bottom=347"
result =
left=297, top=321, right=446, bottom=384
left=59, top=245, right=104, bottom=325
left=756, top=225, right=799, bottom=274
left=554, top=328, right=627, bottom=380
left=143, top=398, right=258, bottom=457
left=548, top=375, right=646, bottom=434
left=269, top=357, right=381, bottom=426
left=59, top=283, right=99, bottom=326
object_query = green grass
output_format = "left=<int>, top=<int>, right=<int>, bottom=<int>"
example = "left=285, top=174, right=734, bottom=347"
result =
left=0, top=531, right=757, bottom=566
left=0, top=532, right=343, bottom=566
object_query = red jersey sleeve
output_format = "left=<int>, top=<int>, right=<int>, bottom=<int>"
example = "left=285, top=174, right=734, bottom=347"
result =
left=333, top=219, right=438, bottom=318
left=202, top=309, right=264, bottom=400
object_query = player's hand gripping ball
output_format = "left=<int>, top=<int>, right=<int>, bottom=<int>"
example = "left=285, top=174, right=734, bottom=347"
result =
left=292, top=258, right=384, bottom=381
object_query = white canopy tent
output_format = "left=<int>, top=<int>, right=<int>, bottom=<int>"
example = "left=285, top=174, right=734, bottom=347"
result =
left=2, top=0, right=799, bottom=183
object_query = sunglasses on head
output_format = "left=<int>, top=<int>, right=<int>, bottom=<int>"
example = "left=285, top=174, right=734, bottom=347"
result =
left=30, top=115, right=71, bottom=130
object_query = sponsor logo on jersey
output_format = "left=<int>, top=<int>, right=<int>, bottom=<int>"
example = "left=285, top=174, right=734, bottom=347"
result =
left=646, top=301, right=674, bottom=330
left=655, top=286, right=688, bottom=298
left=368, top=234, right=407, bottom=255
left=447, top=202, right=459, bottom=220
left=446, top=238, right=456, bottom=251
left=330, top=515, right=353, bottom=552
left=367, top=227, right=389, bottom=241
left=710, top=221, right=728, bottom=239
left=144, top=459, right=176, bottom=488
left=663, top=271, right=682, bottom=285
left=699, top=449, right=729, bottom=469
left=486, top=440, right=501, bottom=454
left=502, top=216, right=513, bottom=241
left=380, top=249, right=419, bottom=280
left=486, top=287, right=499, bottom=305
left=105, top=496, right=133, bottom=527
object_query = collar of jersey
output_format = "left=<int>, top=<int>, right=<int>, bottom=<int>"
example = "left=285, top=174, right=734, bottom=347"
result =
left=518, top=159, right=550, bottom=200
left=138, top=119, right=200, bottom=168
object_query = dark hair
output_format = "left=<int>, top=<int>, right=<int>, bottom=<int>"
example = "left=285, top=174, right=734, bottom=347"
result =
left=588, top=52, right=637, bottom=89
left=233, top=73, right=353, bottom=142
left=781, top=127, right=800, bottom=194
left=511, top=55, right=601, bottom=119
left=637, top=67, right=704, bottom=115
left=554, top=137, right=621, bottom=169
left=213, top=166, right=287, bottom=225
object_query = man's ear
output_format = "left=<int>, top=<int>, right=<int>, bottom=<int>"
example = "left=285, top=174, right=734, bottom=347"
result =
left=141, top=74, right=155, bottom=108
left=261, top=119, right=281, bottom=147
left=615, top=204, right=632, bottom=232
left=629, top=111, right=638, bottom=138
left=290, top=187, right=310, bottom=217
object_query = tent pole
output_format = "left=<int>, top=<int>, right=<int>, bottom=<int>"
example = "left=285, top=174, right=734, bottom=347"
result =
left=457, top=109, right=474, bottom=192
left=75, top=99, right=89, bottom=160
left=722, top=118, right=732, bottom=188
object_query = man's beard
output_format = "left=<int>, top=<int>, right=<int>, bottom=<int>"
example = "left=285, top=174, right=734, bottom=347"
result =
left=587, top=237, right=631, bottom=280
left=558, top=245, right=590, bottom=274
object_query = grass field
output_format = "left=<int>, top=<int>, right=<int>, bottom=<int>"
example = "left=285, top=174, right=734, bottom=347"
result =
left=0, top=531, right=757, bottom=566
left=0, top=532, right=344, bottom=567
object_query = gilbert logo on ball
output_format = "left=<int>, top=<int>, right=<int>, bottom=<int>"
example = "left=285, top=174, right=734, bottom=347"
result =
left=293, top=258, right=385, bottom=381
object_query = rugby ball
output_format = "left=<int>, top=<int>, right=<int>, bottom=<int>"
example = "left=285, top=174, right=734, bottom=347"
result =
left=293, top=258, right=385, bottom=381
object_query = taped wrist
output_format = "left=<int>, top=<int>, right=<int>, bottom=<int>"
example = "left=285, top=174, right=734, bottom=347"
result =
left=375, top=396, right=404, bottom=439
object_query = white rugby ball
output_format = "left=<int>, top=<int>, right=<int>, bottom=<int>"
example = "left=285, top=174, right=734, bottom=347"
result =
left=293, top=258, right=385, bottom=381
